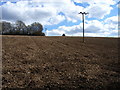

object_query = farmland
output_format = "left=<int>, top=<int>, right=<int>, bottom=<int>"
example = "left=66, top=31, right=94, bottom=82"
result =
left=2, top=35, right=120, bottom=89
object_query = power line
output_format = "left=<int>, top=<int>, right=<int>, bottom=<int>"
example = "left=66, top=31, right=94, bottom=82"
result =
left=79, top=12, right=89, bottom=43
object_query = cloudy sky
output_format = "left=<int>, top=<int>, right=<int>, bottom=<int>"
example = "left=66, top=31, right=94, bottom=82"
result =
left=0, top=0, right=119, bottom=37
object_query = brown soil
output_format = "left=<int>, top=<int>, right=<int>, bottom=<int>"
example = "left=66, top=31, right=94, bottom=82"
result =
left=2, top=35, right=120, bottom=89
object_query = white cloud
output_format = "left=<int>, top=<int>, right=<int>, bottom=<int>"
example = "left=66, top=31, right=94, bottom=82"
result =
left=74, top=0, right=116, bottom=19
left=47, top=17, right=118, bottom=37
left=85, top=4, right=113, bottom=19
left=104, top=16, right=118, bottom=37
left=105, top=16, right=118, bottom=24
left=83, top=20, right=104, bottom=33
left=1, top=0, right=84, bottom=25
left=73, top=0, right=116, bottom=6
left=1, top=0, right=117, bottom=25
left=1, top=1, right=67, bottom=25
left=48, top=15, right=65, bottom=25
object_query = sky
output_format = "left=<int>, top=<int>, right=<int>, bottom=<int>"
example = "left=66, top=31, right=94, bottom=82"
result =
left=0, top=0, right=119, bottom=37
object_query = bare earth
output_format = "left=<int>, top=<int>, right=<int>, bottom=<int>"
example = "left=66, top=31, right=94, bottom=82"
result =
left=2, top=35, right=120, bottom=89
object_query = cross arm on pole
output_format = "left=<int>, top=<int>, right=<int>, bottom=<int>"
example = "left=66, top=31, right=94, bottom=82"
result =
left=78, top=12, right=89, bottom=15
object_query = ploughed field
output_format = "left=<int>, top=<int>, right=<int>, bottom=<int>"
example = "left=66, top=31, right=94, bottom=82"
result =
left=2, top=35, right=120, bottom=89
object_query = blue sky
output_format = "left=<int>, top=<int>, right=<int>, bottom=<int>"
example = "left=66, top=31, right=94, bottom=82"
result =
left=0, top=0, right=119, bottom=37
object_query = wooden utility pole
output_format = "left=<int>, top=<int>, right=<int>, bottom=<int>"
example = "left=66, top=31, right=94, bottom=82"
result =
left=79, top=12, right=89, bottom=43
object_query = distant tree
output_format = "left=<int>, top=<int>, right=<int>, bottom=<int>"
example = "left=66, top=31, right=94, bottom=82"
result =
left=29, top=22, right=45, bottom=36
left=31, top=22, right=43, bottom=32
left=62, top=34, right=66, bottom=36
left=1, top=20, right=45, bottom=36
left=41, top=33, right=45, bottom=36
left=27, top=25, right=31, bottom=35
left=1, top=21, right=12, bottom=34
left=15, top=20, right=27, bottom=35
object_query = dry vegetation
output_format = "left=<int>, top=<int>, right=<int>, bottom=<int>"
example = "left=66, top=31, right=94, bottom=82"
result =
left=2, top=35, right=120, bottom=89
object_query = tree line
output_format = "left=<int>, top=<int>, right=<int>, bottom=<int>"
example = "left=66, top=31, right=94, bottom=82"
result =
left=0, top=20, right=45, bottom=36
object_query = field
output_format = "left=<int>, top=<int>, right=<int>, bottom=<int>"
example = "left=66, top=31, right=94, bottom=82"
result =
left=2, top=35, right=120, bottom=89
